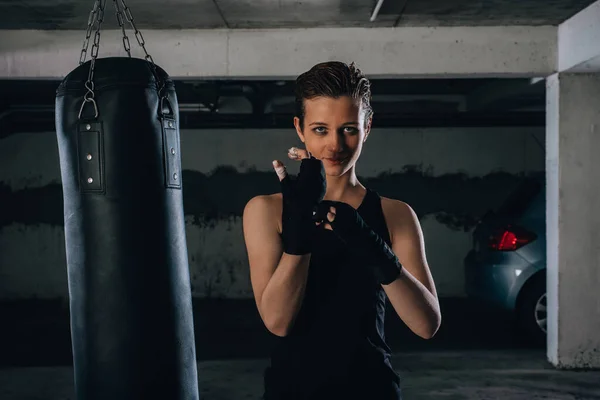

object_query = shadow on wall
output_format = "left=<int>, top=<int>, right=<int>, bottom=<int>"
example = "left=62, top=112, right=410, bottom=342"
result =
left=0, top=165, right=543, bottom=233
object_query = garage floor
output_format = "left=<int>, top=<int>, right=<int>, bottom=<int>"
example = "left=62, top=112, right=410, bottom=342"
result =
left=1, top=298, right=599, bottom=399
left=1, top=350, right=600, bottom=400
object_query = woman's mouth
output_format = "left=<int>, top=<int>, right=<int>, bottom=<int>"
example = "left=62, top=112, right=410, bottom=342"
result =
left=323, top=157, right=347, bottom=166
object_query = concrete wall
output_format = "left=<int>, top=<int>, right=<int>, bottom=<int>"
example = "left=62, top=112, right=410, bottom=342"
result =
left=0, top=127, right=544, bottom=300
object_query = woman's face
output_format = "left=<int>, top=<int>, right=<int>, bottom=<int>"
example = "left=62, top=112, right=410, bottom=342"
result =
left=294, top=95, right=371, bottom=176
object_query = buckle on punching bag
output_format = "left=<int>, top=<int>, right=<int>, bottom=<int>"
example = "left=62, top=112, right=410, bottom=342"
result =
left=160, top=96, right=181, bottom=190
left=160, top=95, right=173, bottom=117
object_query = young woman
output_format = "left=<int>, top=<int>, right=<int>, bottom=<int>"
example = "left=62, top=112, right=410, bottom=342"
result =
left=243, top=61, right=441, bottom=400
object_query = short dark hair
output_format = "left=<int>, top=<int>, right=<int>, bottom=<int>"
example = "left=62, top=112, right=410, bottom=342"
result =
left=294, top=61, right=373, bottom=130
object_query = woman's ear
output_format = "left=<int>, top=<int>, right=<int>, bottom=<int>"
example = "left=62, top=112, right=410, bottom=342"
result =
left=363, top=116, right=373, bottom=143
left=293, top=116, right=305, bottom=143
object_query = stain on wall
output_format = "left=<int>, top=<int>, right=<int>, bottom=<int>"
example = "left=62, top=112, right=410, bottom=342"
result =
left=0, top=182, right=63, bottom=227
left=0, top=127, right=545, bottom=299
left=1, top=168, right=533, bottom=232
left=181, top=167, right=536, bottom=234
left=1, top=167, right=537, bottom=232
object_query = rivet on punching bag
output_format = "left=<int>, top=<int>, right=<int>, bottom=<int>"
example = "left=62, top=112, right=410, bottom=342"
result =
left=54, top=1, right=200, bottom=399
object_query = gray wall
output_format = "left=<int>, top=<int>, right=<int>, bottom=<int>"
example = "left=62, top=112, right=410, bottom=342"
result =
left=0, top=127, right=544, bottom=300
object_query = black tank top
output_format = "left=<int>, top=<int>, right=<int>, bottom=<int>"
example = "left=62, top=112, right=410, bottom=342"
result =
left=264, top=187, right=402, bottom=399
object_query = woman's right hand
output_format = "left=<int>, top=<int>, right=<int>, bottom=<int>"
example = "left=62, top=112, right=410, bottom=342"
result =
left=272, top=147, right=326, bottom=255
left=274, top=147, right=326, bottom=203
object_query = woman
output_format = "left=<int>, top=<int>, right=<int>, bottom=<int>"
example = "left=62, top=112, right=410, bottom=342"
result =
left=242, top=61, right=441, bottom=399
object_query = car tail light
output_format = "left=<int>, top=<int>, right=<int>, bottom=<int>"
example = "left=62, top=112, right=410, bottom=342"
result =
left=488, top=225, right=537, bottom=251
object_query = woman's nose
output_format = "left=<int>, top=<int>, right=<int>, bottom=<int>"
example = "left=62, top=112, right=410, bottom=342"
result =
left=326, top=131, right=344, bottom=152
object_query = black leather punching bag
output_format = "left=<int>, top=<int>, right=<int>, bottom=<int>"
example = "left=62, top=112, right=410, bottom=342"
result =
left=55, top=56, right=199, bottom=400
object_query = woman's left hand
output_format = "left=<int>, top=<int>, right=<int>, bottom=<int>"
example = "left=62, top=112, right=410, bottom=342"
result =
left=314, top=200, right=402, bottom=285
left=314, top=205, right=336, bottom=231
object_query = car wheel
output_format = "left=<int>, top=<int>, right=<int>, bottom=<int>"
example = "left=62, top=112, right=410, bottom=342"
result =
left=517, top=276, right=547, bottom=346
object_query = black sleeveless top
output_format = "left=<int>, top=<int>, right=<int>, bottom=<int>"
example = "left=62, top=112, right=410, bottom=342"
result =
left=263, top=188, right=402, bottom=400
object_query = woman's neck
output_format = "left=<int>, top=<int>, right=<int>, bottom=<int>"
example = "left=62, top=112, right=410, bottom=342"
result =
left=324, top=166, right=364, bottom=201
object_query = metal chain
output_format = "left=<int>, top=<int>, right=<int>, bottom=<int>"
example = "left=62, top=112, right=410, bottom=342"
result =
left=77, top=0, right=166, bottom=119
left=86, top=0, right=106, bottom=89
left=114, top=0, right=131, bottom=57
left=117, top=0, right=165, bottom=97
left=79, top=0, right=106, bottom=119
left=79, top=1, right=99, bottom=65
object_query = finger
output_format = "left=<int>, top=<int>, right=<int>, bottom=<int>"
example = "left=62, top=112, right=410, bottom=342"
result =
left=327, top=211, right=336, bottom=223
left=315, top=220, right=332, bottom=229
left=288, top=147, right=311, bottom=161
left=326, top=206, right=336, bottom=222
left=272, top=160, right=287, bottom=182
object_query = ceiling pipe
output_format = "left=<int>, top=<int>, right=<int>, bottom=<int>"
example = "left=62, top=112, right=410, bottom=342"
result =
left=370, top=0, right=385, bottom=22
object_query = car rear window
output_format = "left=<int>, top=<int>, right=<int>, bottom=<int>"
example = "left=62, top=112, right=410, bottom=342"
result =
left=496, top=176, right=543, bottom=218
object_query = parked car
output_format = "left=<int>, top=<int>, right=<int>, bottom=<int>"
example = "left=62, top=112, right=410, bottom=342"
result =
left=464, top=175, right=546, bottom=345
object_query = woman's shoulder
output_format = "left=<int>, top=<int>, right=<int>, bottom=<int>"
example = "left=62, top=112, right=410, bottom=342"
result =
left=243, top=193, right=283, bottom=233
left=243, top=193, right=283, bottom=214
left=379, top=195, right=418, bottom=233
left=247, top=192, right=282, bottom=205
left=380, top=196, right=412, bottom=213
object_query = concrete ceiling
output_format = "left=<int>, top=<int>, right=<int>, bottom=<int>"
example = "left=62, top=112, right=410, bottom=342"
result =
left=0, top=0, right=595, bottom=30
left=0, top=0, right=569, bottom=131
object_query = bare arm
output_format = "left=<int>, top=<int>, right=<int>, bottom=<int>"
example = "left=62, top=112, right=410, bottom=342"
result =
left=382, top=200, right=441, bottom=339
left=242, top=194, right=311, bottom=337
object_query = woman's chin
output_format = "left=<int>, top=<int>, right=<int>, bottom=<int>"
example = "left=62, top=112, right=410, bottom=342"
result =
left=324, top=164, right=349, bottom=176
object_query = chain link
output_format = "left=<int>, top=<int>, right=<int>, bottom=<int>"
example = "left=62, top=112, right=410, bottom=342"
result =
left=79, top=1, right=99, bottom=65
left=114, top=0, right=131, bottom=57
left=79, top=0, right=106, bottom=119
left=117, top=0, right=165, bottom=97
left=87, top=0, right=106, bottom=85
left=77, top=0, right=165, bottom=119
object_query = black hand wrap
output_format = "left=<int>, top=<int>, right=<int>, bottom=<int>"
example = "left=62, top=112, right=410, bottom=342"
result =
left=280, top=157, right=326, bottom=255
left=315, top=200, right=402, bottom=285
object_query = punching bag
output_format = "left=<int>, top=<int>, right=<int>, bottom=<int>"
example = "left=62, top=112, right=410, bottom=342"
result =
left=55, top=54, right=199, bottom=399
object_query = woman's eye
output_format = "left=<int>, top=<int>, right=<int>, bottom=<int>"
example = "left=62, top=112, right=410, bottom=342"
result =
left=312, top=126, right=357, bottom=134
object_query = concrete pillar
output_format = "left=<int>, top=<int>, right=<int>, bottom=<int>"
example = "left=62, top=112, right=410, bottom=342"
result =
left=546, top=73, right=600, bottom=369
